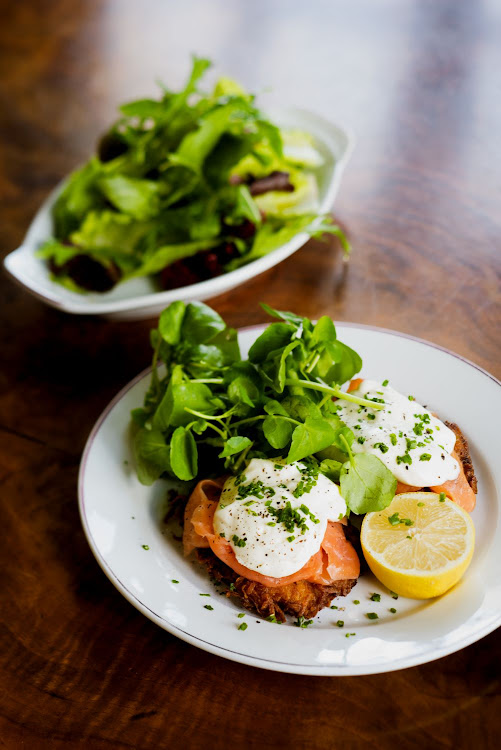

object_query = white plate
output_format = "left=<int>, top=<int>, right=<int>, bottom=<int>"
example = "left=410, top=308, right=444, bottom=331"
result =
left=3, top=107, right=353, bottom=321
left=78, top=324, right=501, bottom=675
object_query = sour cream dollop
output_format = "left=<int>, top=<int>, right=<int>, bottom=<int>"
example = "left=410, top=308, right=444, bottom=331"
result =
left=213, top=459, right=346, bottom=577
left=336, top=379, right=460, bottom=486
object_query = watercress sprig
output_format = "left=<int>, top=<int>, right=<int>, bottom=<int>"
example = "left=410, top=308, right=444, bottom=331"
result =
left=131, top=300, right=396, bottom=515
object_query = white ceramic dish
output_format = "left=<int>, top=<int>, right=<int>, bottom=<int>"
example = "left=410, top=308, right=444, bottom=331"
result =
left=78, top=323, right=501, bottom=675
left=3, top=107, right=354, bottom=321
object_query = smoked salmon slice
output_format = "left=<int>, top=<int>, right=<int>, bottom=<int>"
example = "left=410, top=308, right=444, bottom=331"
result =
left=430, top=450, right=476, bottom=512
left=183, top=479, right=360, bottom=588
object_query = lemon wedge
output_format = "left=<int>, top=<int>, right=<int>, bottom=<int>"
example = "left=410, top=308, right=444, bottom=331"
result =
left=361, top=493, right=475, bottom=599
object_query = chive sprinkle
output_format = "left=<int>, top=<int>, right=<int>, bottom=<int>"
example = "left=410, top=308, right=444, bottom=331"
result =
left=366, top=612, right=379, bottom=620
left=204, top=605, right=214, bottom=611
left=336, top=620, right=344, bottom=628
left=238, top=622, right=248, bottom=631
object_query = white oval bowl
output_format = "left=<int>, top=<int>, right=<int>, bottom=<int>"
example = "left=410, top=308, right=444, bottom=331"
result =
left=4, top=107, right=354, bottom=320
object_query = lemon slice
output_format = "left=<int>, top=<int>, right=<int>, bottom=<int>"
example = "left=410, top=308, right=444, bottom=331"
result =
left=361, top=493, right=475, bottom=599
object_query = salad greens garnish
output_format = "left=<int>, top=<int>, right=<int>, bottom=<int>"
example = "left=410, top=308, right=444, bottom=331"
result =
left=131, top=300, right=396, bottom=515
left=38, top=56, right=348, bottom=293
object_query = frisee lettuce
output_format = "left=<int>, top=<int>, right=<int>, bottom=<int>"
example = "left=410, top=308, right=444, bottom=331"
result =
left=38, top=57, right=349, bottom=293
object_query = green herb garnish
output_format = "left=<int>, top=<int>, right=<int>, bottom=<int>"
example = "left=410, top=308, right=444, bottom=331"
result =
left=293, top=616, right=314, bottom=628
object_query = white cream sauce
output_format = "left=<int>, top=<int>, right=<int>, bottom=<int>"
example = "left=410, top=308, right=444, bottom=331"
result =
left=336, top=379, right=459, bottom=486
left=213, top=458, right=346, bottom=577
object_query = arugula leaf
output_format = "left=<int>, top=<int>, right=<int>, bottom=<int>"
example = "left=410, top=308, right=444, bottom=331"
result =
left=287, top=417, right=335, bottom=463
left=263, top=399, right=290, bottom=416
left=248, top=322, right=295, bottom=363
left=219, top=436, right=252, bottom=458
left=170, top=426, right=198, bottom=481
left=263, top=416, right=293, bottom=449
left=158, top=301, right=185, bottom=345
left=311, top=316, right=337, bottom=347
left=52, top=160, right=104, bottom=238
left=281, top=395, right=321, bottom=422
left=228, top=376, right=259, bottom=408
left=70, top=210, right=151, bottom=254
left=181, top=302, right=226, bottom=345
left=119, top=98, right=168, bottom=120
left=324, top=340, right=363, bottom=385
left=319, top=459, right=343, bottom=482
left=129, top=239, right=220, bottom=277
left=99, top=175, right=161, bottom=220
left=153, top=382, right=215, bottom=429
left=340, top=454, right=397, bottom=514
left=133, top=428, right=171, bottom=485
left=259, top=303, right=304, bottom=327
left=176, top=99, right=257, bottom=172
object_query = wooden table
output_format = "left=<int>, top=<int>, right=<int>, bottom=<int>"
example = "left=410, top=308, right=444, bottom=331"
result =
left=1, top=1, right=500, bottom=747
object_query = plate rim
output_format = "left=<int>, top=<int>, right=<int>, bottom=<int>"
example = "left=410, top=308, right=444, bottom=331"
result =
left=78, top=323, right=501, bottom=675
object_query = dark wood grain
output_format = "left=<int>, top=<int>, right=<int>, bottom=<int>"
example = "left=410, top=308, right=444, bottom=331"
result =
left=1, top=1, right=500, bottom=748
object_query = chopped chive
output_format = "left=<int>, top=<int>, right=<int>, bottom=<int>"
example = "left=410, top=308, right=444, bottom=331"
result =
left=237, top=613, right=245, bottom=618
left=204, top=605, right=214, bottom=611
left=330, top=605, right=338, bottom=610
left=238, top=622, right=248, bottom=631
left=171, top=579, right=179, bottom=584
left=390, top=608, right=397, bottom=614
left=353, top=600, right=360, bottom=605
left=366, top=612, right=379, bottom=620
left=336, top=620, right=344, bottom=628
left=417, top=502, right=424, bottom=507
left=439, top=492, right=446, bottom=502
left=370, top=593, right=381, bottom=602
left=382, top=379, right=389, bottom=386
left=141, top=544, right=150, bottom=550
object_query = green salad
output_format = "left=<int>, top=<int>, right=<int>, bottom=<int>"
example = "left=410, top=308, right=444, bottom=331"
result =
left=38, top=57, right=348, bottom=293
left=131, top=301, right=397, bottom=517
